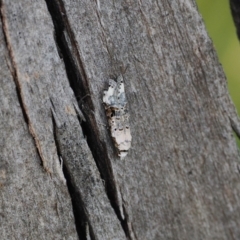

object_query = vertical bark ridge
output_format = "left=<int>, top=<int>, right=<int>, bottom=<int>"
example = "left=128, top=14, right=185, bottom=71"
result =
left=0, top=0, right=50, bottom=173
left=45, top=1, right=132, bottom=238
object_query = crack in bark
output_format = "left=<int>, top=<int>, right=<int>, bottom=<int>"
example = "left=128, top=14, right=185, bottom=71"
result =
left=45, top=0, right=133, bottom=238
left=0, top=0, right=51, bottom=173
left=119, top=186, right=137, bottom=240
left=51, top=109, right=96, bottom=240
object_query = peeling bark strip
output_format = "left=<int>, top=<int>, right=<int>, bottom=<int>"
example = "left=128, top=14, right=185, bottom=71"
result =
left=0, top=0, right=58, bottom=173
left=0, top=1, right=50, bottom=172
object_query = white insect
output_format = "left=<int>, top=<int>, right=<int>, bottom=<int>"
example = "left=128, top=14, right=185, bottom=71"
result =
left=103, top=75, right=132, bottom=159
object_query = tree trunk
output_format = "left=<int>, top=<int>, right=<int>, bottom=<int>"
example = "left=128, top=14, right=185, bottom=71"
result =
left=1, top=0, right=240, bottom=239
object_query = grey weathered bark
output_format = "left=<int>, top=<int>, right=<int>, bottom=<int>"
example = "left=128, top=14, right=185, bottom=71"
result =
left=1, top=0, right=240, bottom=239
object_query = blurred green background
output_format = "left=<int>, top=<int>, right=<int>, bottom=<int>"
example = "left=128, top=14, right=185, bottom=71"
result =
left=196, top=0, right=240, bottom=144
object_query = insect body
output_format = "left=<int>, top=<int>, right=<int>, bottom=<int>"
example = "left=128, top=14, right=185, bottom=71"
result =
left=103, top=75, right=132, bottom=159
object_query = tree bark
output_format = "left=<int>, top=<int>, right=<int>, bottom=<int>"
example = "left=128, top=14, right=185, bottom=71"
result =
left=1, top=0, right=240, bottom=239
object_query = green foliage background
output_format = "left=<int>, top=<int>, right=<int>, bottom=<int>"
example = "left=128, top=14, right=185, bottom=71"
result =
left=196, top=0, right=240, bottom=144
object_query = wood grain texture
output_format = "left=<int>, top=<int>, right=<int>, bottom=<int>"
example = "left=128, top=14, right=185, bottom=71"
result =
left=0, top=19, right=78, bottom=239
left=0, top=0, right=125, bottom=239
left=57, top=0, right=240, bottom=239
left=1, top=0, right=240, bottom=239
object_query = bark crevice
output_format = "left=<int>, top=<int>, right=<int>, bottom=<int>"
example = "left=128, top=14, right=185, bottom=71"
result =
left=45, top=0, right=133, bottom=238
left=51, top=110, right=96, bottom=240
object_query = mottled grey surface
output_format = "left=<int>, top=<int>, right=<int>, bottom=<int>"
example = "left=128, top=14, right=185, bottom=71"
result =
left=61, top=0, right=240, bottom=239
left=1, top=0, right=240, bottom=239
left=0, top=0, right=124, bottom=239
left=0, top=16, right=78, bottom=239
